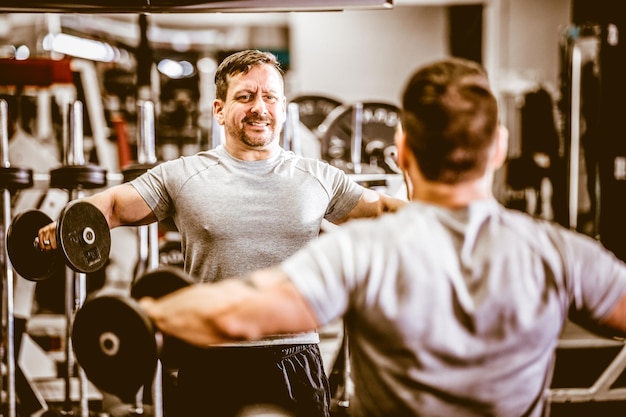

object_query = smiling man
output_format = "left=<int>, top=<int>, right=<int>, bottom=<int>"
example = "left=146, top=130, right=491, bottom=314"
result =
left=37, top=49, right=406, bottom=416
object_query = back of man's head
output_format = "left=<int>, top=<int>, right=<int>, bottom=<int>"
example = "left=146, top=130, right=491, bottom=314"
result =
left=401, top=57, right=499, bottom=184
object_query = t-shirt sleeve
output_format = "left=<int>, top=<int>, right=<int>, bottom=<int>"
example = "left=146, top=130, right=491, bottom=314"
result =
left=322, top=164, right=364, bottom=223
left=130, top=161, right=176, bottom=221
left=281, top=228, right=356, bottom=326
left=561, top=228, right=626, bottom=322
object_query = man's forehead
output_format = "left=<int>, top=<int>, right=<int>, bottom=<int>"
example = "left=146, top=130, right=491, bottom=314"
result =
left=227, top=66, right=284, bottom=92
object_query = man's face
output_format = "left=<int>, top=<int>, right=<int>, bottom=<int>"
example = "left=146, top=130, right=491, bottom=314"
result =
left=214, top=64, right=286, bottom=149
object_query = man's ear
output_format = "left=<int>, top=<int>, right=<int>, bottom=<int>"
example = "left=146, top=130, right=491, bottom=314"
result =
left=213, top=100, right=225, bottom=126
left=394, top=124, right=410, bottom=171
left=492, top=124, right=509, bottom=169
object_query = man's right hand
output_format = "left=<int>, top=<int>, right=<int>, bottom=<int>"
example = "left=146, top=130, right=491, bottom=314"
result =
left=37, top=221, right=58, bottom=251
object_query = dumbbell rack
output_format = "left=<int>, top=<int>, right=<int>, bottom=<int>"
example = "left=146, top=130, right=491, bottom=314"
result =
left=0, top=57, right=99, bottom=417
left=45, top=100, right=107, bottom=417
left=0, top=99, right=36, bottom=417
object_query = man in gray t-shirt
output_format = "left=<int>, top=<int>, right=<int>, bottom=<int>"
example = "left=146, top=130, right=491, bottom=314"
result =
left=38, top=50, right=405, bottom=417
left=139, top=58, right=626, bottom=417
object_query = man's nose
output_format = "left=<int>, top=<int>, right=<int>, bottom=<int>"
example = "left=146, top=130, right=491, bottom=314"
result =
left=250, top=95, right=268, bottom=114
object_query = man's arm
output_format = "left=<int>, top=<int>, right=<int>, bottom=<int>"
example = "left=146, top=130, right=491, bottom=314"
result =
left=83, top=183, right=156, bottom=228
left=138, top=267, right=320, bottom=347
left=599, top=293, right=626, bottom=338
left=336, top=188, right=406, bottom=224
left=37, top=183, right=156, bottom=250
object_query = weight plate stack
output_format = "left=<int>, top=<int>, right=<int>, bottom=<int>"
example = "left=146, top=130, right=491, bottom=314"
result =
left=289, top=94, right=343, bottom=135
left=318, top=101, right=402, bottom=175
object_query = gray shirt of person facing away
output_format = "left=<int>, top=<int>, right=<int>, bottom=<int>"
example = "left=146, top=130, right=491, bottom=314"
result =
left=283, top=199, right=626, bottom=417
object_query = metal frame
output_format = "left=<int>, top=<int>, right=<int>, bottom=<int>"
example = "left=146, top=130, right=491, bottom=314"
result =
left=550, top=322, right=626, bottom=403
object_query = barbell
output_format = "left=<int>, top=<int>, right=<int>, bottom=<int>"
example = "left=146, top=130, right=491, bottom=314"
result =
left=6, top=200, right=111, bottom=281
left=71, top=265, right=193, bottom=401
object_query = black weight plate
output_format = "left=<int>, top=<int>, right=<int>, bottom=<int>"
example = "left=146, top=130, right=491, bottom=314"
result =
left=0, top=166, right=34, bottom=191
left=289, top=95, right=343, bottom=133
left=131, top=266, right=194, bottom=369
left=122, top=162, right=158, bottom=183
left=131, top=265, right=192, bottom=300
left=6, top=210, right=57, bottom=281
left=318, top=101, right=402, bottom=175
left=72, top=294, right=158, bottom=400
left=49, top=165, right=107, bottom=190
left=56, top=200, right=110, bottom=274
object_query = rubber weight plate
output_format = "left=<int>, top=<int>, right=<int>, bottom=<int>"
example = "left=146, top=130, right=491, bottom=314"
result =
left=318, top=101, right=402, bottom=175
left=72, top=293, right=158, bottom=400
left=130, top=265, right=193, bottom=300
left=289, top=95, right=343, bottom=134
left=56, top=200, right=110, bottom=274
left=122, top=162, right=159, bottom=183
left=6, top=210, right=58, bottom=281
left=131, top=266, right=194, bottom=369
left=49, top=165, right=107, bottom=190
left=0, top=166, right=34, bottom=191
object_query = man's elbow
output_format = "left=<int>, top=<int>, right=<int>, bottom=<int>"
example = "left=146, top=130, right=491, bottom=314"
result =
left=597, top=294, right=626, bottom=338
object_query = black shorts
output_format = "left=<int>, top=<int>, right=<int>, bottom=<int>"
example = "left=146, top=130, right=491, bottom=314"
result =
left=174, top=344, right=331, bottom=417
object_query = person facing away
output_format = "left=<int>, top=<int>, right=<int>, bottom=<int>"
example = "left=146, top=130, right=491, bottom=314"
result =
left=138, top=57, right=626, bottom=417
left=37, top=49, right=406, bottom=417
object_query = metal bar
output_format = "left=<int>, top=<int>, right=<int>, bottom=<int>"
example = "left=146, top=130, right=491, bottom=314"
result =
left=211, top=115, right=225, bottom=149
left=1, top=98, right=17, bottom=417
left=135, top=97, right=164, bottom=417
left=66, top=104, right=90, bottom=417
left=68, top=101, right=86, bottom=166
left=568, top=44, right=582, bottom=230
left=351, top=103, right=363, bottom=174
left=1, top=99, right=9, bottom=169
left=285, top=102, right=303, bottom=156
left=137, top=100, right=157, bottom=165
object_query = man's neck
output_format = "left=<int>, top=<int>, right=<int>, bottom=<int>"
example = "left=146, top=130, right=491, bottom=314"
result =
left=223, top=141, right=281, bottom=161
left=410, top=173, right=495, bottom=208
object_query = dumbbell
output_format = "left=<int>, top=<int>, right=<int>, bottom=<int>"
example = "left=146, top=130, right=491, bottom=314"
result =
left=71, top=265, right=193, bottom=401
left=6, top=199, right=111, bottom=281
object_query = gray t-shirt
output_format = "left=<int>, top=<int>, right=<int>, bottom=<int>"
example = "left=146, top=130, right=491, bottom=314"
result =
left=282, top=199, right=626, bottom=417
left=131, top=145, right=363, bottom=345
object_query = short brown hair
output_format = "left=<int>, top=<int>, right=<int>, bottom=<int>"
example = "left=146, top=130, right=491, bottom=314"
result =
left=214, top=50, right=284, bottom=101
left=401, top=58, right=499, bottom=184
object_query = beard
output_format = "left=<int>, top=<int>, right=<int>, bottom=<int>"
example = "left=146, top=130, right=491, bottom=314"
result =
left=227, top=116, right=281, bottom=148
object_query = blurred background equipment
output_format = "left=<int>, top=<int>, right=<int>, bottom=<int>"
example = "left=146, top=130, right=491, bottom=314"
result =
left=0, top=0, right=624, bottom=416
